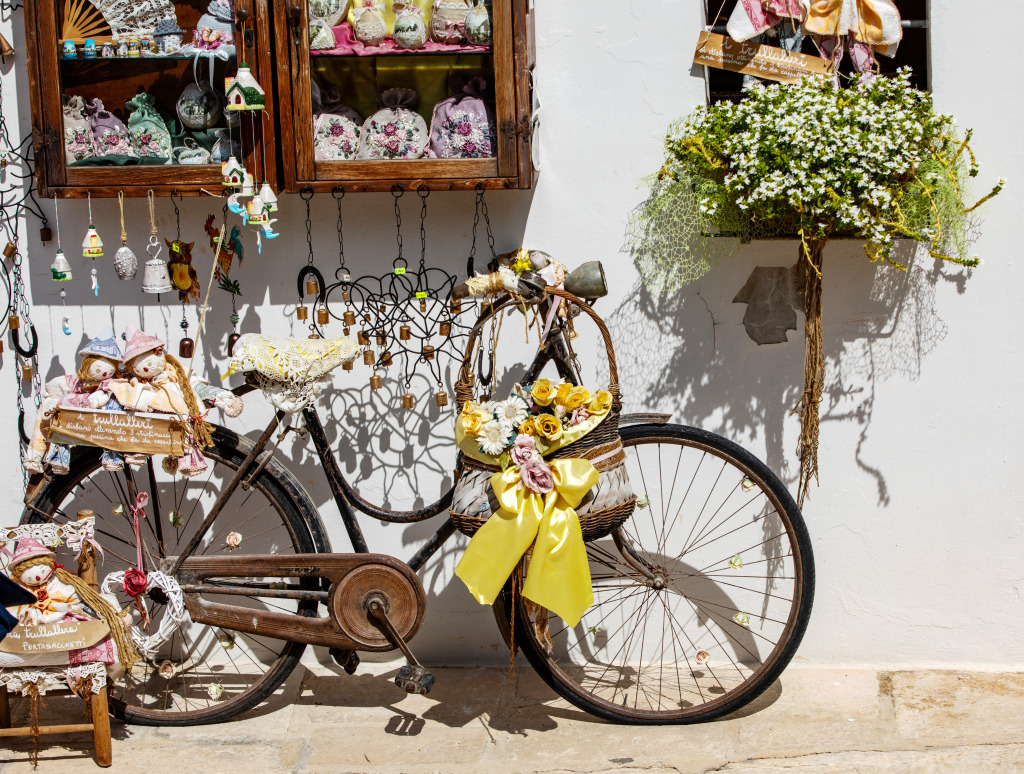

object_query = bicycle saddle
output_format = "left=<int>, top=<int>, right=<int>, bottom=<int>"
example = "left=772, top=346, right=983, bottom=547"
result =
left=225, top=333, right=360, bottom=382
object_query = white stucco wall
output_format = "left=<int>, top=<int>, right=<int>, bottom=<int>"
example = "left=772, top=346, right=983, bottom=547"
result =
left=1, top=0, right=1020, bottom=668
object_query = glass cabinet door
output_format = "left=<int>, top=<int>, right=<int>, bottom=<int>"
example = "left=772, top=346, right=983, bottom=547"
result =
left=275, top=0, right=533, bottom=191
left=27, top=0, right=276, bottom=196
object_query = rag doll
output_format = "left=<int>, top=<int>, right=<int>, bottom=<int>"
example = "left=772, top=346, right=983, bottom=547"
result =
left=23, top=328, right=127, bottom=475
left=6, top=537, right=138, bottom=671
left=103, top=325, right=214, bottom=477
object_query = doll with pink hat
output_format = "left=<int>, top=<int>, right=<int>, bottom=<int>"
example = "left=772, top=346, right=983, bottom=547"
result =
left=23, top=327, right=127, bottom=475
left=4, top=537, right=139, bottom=671
left=102, top=325, right=215, bottom=477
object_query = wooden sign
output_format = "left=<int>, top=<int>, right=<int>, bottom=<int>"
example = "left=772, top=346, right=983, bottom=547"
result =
left=0, top=619, right=109, bottom=654
left=694, top=31, right=835, bottom=84
left=46, top=408, right=187, bottom=457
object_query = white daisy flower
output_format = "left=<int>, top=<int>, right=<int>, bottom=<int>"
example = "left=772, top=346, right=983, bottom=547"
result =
left=494, top=396, right=529, bottom=427
left=478, top=419, right=513, bottom=456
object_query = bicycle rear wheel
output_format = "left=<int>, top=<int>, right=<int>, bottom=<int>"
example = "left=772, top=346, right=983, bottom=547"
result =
left=504, top=423, right=814, bottom=723
left=22, top=426, right=328, bottom=725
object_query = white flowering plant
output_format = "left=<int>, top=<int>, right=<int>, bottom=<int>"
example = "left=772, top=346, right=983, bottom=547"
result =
left=636, top=68, right=1002, bottom=282
left=630, top=68, right=1003, bottom=506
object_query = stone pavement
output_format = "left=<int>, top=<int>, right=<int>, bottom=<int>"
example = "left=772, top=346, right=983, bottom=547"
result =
left=2, top=662, right=1024, bottom=773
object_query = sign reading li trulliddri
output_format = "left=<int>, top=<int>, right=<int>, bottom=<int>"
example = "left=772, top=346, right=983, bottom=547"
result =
left=694, top=31, right=835, bottom=84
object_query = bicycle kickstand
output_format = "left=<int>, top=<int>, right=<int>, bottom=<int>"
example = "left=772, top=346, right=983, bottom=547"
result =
left=365, top=594, right=435, bottom=695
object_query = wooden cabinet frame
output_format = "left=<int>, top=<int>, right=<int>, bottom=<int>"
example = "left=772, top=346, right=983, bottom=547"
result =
left=273, top=0, right=534, bottom=192
left=24, top=0, right=278, bottom=198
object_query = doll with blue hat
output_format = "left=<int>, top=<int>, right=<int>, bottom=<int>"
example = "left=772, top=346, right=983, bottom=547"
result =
left=23, top=327, right=127, bottom=475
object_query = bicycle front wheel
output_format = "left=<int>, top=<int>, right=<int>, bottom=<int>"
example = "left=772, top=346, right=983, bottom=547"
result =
left=504, top=423, right=814, bottom=723
left=22, top=426, right=327, bottom=726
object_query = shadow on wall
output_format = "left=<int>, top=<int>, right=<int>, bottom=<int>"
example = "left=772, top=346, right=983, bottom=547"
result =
left=604, top=238, right=965, bottom=507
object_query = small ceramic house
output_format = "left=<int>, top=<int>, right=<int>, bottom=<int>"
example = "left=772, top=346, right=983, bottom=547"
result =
left=221, top=156, right=245, bottom=187
left=153, top=18, right=185, bottom=54
left=246, top=195, right=271, bottom=225
left=224, top=65, right=266, bottom=111
left=82, top=226, right=103, bottom=258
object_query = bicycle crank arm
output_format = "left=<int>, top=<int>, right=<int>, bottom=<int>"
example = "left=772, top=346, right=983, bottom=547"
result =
left=178, top=553, right=426, bottom=652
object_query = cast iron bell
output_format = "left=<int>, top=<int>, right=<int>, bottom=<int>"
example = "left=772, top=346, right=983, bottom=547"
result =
left=564, top=261, right=608, bottom=300
left=228, top=332, right=241, bottom=356
left=40, top=227, right=52, bottom=244
left=179, top=337, right=195, bottom=358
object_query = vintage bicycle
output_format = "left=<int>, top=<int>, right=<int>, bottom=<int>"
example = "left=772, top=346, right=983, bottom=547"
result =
left=20, top=266, right=814, bottom=726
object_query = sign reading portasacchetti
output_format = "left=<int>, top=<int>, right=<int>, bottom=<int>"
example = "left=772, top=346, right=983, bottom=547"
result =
left=694, top=31, right=835, bottom=84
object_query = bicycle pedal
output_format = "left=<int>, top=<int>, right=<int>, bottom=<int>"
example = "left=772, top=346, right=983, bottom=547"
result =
left=395, top=664, right=434, bottom=695
left=329, top=648, right=360, bottom=675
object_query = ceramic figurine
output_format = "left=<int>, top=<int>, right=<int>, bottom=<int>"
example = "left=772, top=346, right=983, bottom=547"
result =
left=117, top=38, right=129, bottom=57
left=62, top=40, right=77, bottom=59
left=83, top=38, right=97, bottom=58
left=224, top=65, right=266, bottom=111
left=165, top=238, right=200, bottom=303
left=128, top=38, right=141, bottom=57
left=153, top=17, right=185, bottom=53
left=101, top=41, right=115, bottom=57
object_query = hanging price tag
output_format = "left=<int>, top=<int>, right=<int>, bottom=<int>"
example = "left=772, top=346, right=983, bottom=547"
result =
left=394, top=267, right=406, bottom=275
left=415, top=291, right=428, bottom=299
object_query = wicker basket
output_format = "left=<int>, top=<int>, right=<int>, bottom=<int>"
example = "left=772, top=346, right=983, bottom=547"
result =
left=449, top=288, right=635, bottom=542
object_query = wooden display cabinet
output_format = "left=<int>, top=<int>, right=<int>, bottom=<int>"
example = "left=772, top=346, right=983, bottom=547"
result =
left=24, top=0, right=277, bottom=197
left=273, top=0, right=535, bottom=192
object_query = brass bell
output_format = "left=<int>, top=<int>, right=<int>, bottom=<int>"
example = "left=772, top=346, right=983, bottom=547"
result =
left=380, top=351, right=393, bottom=367
left=380, top=303, right=387, bottom=313
left=228, top=332, right=241, bottom=356
left=3, top=242, right=15, bottom=259
left=375, top=332, right=385, bottom=346
left=466, top=373, right=476, bottom=387
left=341, top=291, right=350, bottom=302
left=369, top=373, right=382, bottom=390
left=308, top=333, right=321, bottom=339
left=0, top=340, right=5, bottom=354
left=399, top=325, right=411, bottom=341
left=296, top=306, right=308, bottom=321
left=363, top=313, right=371, bottom=324
left=422, top=345, right=434, bottom=361
left=342, top=360, right=354, bottom=371
left=450, top=298, right=462, bottom=315
left=40, top=226, right=52, bottom=244
left=439, top=321, right=452, bottom=337
left=363, top=349, right=375, bottom=365
left=317, top=307, right=330, bottom=325
left=21, top=363, right=33, bottom=380
left=343, top=327, right=351, bottom=336
left=179, top=337, right=195, bottom=358
left=419, top=298, right=427, bottom=312
left=357, top=330, right=369, bottom=346
left=8, top=314, right=19, bottom=330
left=343, top=310, right=356, bottom=326
left=306, top=278, right=319, bottom=296
left=402, top=392, right=414, bottom=410
left=435, top=391, right=448, bottom=408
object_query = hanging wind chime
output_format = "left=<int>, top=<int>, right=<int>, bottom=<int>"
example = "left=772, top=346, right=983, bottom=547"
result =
left=82, top=192, right=102, bottom=296
left=114, top=191, right=138, bottom=280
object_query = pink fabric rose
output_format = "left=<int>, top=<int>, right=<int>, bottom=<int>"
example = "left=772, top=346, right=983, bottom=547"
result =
left=509, top=433, right=539, bottom=466
left=457, top=121, right=472, bottom=136
left=520, top=458, right=554, bottom=494
left=569, top=407, right=590, bottom=426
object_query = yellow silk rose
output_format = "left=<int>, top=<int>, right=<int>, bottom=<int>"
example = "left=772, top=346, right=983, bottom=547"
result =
left=518, top=417, right=538, bottom=435
left=554, top=382, right=572, bottom=407
left=535, top=414, right=563, bottom=442
left=461, top=404, right=485, bottom=437
left=564, top=386, right=591, bottom=410
left=531, top=379, right=555, bottom=406
left=588, top=390, right=613, bottom=414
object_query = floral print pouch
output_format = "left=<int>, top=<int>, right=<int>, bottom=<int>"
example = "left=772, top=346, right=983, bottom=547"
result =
left=314, top=114, right=361, bottom=160
left=83, top=98, right=135, bottom=157
left=126, top=93, right=172, bottom=159
left=357, top=88, right=428, bottom=160
left=63, top=95, right=95, bottom=164
left=427, top=76, right=496, bottom=158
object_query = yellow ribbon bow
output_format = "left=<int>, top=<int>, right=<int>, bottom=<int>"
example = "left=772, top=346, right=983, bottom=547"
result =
left=455, top=457, right=599, bottom=628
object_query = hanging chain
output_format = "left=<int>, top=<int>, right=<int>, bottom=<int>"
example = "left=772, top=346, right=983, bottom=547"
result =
left=418, top=186, right=428, bottom=274
left=332, top=187, right=347, bottom=273
left=302, top=188, right=314, bottom=268
left=392, top=185, right=404, bottom=262
left=468, top=187, right=482, bottom=276
left=480, top=188, right=496, bottom=268
left=172, top=191, right=181, bottom=240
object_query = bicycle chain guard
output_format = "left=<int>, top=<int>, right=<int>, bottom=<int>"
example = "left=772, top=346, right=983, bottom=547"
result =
left=177, top=553, right=425, bottom=652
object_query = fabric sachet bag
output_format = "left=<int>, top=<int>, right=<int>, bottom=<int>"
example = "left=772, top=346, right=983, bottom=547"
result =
left=357, top=87, right=428, bottom=160
left=312, top=83, right=363, bottom=160
left=83, top=98, right=134, bottom=157
left=309, top=0, right=350, bottom=25
left=427, top=76, right=496, bottom=158
left=309, top=17, right=337, bottom=49
left=62, top=95, right=95, bottom=164
left=126, top=92, right=172, bottom=159
left=430, top=0, right=469, bottom=43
